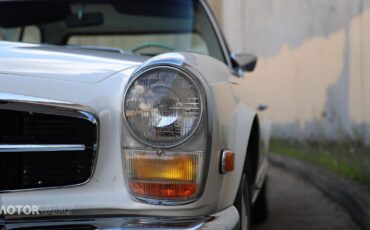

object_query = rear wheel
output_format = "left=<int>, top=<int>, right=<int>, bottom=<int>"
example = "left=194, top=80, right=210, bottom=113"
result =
left=252, top=178, right=268, bottom=224
left=234, top=173, right=251, bottom=230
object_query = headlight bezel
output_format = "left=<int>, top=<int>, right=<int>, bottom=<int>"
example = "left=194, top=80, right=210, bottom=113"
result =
left=122, top=59, right=211, bottom=206
left=123, top=65, right=206, bottom=149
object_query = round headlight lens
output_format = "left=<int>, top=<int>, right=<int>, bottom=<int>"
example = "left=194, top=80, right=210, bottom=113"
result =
left=124, top=67, right=203, bottom=147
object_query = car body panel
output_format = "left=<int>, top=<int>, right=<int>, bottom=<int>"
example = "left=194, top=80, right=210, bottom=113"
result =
left=0, top=0, right=270, bottom=228
left=0, top=51, right=263, bottom=219
left=0, top=41, right=146, bottom=83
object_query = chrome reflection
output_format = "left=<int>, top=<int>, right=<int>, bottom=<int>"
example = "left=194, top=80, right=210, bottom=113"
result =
left=0, top=92, right=99, bottom=193
left=0, top=144, right=86, bottom=153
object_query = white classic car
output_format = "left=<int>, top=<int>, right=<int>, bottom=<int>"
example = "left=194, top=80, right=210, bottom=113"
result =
left=0, top=0, right=270, bottom=229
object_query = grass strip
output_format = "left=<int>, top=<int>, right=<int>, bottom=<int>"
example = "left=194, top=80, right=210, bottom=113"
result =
left=270, top=140, right=370, bottom=189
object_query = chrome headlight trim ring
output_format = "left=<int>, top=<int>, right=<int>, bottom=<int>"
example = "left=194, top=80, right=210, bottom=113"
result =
left=123, top=65, right=206, bottom=149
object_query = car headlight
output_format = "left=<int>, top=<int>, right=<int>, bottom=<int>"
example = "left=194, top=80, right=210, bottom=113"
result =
left=124, top=66, right=203, bottom=148
left=122, top=65, right=208, bottom=204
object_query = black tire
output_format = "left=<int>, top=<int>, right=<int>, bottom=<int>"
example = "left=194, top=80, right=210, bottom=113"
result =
left=234, top=173, right=252, bottom=230
left=252, top=178, right=268, bottom=224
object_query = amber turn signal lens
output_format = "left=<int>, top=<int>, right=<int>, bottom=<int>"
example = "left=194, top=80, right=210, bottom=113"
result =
left=221, top=150, right=234, bottom=173
left=124, top=150, right=203, bottom=201
left=129, top=154, right=196, bottom=182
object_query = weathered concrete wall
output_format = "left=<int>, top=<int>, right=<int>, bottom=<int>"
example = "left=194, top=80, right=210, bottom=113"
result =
left=209, top=0, right=370, bottom=145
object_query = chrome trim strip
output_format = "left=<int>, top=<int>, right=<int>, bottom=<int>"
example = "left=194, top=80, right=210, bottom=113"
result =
left=0, top=92, right=99, bottom=193
left=0, top=92, right=97, bottom=123
left=0, top=144, right=86, bottom=153
left=3, top=206, right=239, bottom=230
left=0, top=93, right=73, bottom=105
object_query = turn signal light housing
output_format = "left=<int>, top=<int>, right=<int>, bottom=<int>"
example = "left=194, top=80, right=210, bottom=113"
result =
left=220, top=150, right=235, bottom=173
left=124, top=150, right=203, bottom=202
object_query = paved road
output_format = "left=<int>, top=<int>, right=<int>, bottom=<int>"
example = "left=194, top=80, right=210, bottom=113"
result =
left=253, top=166, right=360, bottom=230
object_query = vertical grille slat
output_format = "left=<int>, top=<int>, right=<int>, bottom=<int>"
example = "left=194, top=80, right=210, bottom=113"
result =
left=0, top=109, right=97, bottom=191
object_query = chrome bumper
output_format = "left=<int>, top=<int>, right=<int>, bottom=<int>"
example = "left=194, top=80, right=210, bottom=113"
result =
left=1, top=206, right=239, bottom=230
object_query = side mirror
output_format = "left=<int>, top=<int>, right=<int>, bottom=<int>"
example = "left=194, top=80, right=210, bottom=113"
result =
left=231, top=53, right=258, bottom=74
left=257, top=104, right=269, bottom=111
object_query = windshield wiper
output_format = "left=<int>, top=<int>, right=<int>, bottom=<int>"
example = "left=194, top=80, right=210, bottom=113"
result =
left=65, top=45, right=126, bottom=54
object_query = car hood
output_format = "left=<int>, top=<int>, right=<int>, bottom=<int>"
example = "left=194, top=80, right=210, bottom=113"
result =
left=0, top=42, right=148, bottom=83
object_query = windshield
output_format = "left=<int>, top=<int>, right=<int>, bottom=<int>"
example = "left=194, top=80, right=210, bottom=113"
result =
left=0, top=0, right=225, bottom=62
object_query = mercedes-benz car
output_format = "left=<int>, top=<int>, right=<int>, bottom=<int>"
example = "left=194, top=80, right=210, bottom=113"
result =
left=0, top=0, right=270, bottom=229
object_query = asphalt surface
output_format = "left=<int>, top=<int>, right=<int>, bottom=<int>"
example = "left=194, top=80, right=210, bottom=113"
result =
left=253, top=166, right=360, bottom=230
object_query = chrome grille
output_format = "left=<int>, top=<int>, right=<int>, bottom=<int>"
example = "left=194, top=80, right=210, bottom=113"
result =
left=0, top=100, right=98, bottom=191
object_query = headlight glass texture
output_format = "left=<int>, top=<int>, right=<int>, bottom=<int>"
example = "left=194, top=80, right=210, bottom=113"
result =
left=124, top=67, right=203, bottom=147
